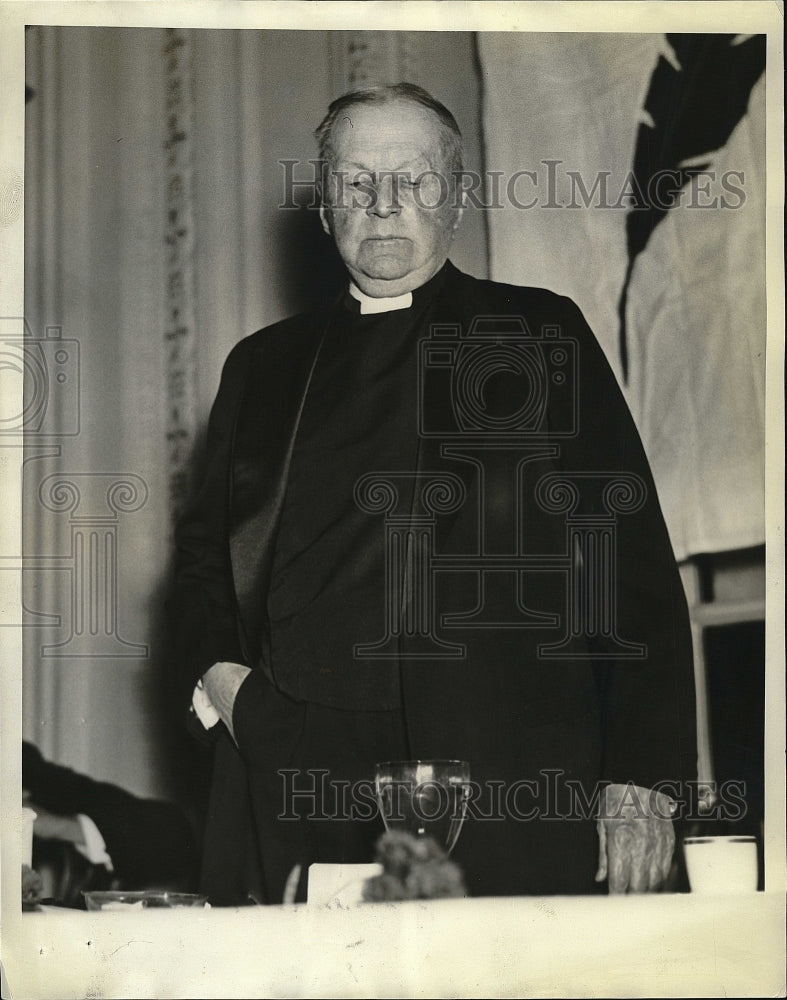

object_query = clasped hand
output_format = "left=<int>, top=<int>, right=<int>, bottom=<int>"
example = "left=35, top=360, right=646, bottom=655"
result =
left=201, top=661, right=252, bottom=744
left=595, top=783, right=676, bottom=893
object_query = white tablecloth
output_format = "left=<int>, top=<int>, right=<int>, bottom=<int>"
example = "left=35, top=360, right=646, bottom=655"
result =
left=4, top=892, right=784, bottom=998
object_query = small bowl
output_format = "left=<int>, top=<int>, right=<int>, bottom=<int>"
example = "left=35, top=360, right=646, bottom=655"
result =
left=82, top=890, right=208, bottom=911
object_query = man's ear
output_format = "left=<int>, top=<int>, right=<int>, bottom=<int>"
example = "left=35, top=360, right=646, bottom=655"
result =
left=452, top=191, right=467, bottom=233
left=319, top=201, right=332, bottom=237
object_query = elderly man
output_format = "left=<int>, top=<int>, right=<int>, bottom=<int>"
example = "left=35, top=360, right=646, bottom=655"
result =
left=172, top=83, right=697, bottom=905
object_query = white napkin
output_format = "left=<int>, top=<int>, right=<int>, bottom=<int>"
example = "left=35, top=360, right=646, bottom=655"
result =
left=306, top=863, right=383, bottom=907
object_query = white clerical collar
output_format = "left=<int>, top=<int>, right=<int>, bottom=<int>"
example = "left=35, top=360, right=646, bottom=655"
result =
left=348, top=282, right=413, bottom=314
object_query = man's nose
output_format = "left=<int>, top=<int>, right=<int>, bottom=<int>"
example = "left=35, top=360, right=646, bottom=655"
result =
left=367, top=175, right=401, bottom=218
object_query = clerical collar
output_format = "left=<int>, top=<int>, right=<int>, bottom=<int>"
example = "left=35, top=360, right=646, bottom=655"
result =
left=342, top=263, right=451, bottom=316
left=348, top=283, right=413, bottom=314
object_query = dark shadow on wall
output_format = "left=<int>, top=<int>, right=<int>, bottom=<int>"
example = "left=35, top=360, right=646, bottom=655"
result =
left=138, top=570, right=213, bottom=891
left=136, top=429, right=224, bottom=881
left=275, top=194, right=348, bottom=317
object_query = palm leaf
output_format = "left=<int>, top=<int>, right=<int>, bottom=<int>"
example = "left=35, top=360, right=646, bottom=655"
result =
left=618, top=33, right=765, bottom=381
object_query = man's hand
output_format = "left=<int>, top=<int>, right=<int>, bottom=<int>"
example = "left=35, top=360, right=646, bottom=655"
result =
left=595, top=784, right=676, bottom=893
left=201, top=661, right=252, bottom=744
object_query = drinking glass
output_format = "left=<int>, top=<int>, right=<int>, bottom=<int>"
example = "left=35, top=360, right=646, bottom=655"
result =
left=375, top=759, right=470, bottom=854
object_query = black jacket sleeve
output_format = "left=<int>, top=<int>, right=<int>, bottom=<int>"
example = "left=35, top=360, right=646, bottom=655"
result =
left=23, top=742, right=196, bottom=889
left=168, top=337, right=253, bottom=718
left=553, top=294, right=698, bottom=795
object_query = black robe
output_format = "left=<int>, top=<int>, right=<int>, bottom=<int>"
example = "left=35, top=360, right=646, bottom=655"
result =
left=171, top=262, right=697, bottom=903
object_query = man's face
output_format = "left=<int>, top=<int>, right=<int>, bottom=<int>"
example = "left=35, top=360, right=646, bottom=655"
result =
left=319, top=100, right=464, bottom=297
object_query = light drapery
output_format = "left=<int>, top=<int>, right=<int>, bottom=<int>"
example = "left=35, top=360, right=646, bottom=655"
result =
left=479, top=32, right=766, bottom=560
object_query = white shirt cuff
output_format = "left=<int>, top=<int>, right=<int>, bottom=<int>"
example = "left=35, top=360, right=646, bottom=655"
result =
left=192, top=678, right=221, bottom=730
left=75, top=813, right=114, bottom=870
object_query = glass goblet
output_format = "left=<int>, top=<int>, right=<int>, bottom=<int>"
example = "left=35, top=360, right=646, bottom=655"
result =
left=375, top=759, right=470, bottom=855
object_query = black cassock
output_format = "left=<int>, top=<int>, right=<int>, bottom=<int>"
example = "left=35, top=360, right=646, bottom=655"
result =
left=171, top=262, right=697, bottom=904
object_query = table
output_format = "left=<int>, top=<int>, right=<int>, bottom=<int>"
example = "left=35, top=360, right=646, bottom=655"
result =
left=4, top=892, right=784, bottom=998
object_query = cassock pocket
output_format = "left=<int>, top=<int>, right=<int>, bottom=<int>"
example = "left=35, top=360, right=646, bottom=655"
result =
left=232, top=668, right=306, bottom=773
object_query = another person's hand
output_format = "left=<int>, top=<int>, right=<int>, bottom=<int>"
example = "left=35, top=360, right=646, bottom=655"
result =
left=22, top=863, right=44, bottom=908
left=595, top=784, right=676, bottom=893
left=201, top=661, right=252, bottom=744
left=25, top=799, right=85, bottom=847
